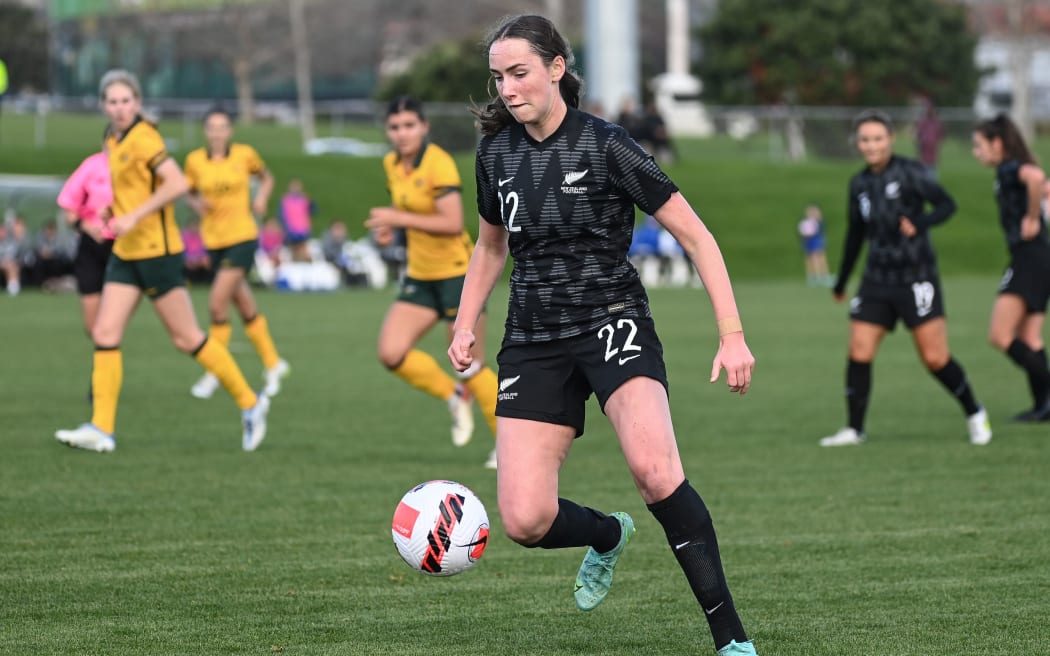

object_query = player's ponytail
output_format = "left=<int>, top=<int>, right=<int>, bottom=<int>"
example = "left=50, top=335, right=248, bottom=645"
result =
left=974, top=114, right=1036, bottom=165
left=473, top=14, right=583, bottom=136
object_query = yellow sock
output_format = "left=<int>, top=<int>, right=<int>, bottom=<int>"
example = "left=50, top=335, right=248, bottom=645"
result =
left=465, top=366, right=498, bottom=437
left=209, top=321, right=233, bottom=347
left=90, top=348, right=122, bottom=435
left=194, top=338, right=257, bottom=410
left=244, top=314, right=281, bottom=370
left=392, top=349, right=456, bottom=401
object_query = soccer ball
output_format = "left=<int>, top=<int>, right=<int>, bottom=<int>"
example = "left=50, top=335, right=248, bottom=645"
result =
left=391, top=480, right=490, bottom=576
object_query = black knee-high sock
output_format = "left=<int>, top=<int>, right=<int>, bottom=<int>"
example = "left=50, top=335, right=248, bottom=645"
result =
left=846, top=359, right=871, bottom=433
left=1023, top=347, right=1049, bottom=407
left=648, top=480, right=747, bottom=651
left=1007, top=339, right=1050, bottom=406
left=931, top=357, right=980, bottom=416
left=527, top=498, right=621, bottom=552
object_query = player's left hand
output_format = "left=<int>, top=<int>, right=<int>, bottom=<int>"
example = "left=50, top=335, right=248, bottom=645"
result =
left=251, top=197, right=267, bottom=217
left=448, top=328, right=477, bottom=373
left=710, top=331, right=754, bottom=395
left=898, top=216, right=917, bottom=237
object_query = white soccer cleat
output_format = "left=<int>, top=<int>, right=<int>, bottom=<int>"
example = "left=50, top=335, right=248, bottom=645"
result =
left=448, top=387, right=475, bottom=447
left=55, top=423, right=115, bottom=452
left=191, top=372, right=220, bottom=399
left=967, top=408, right=992, bottom=446
left=484, top=447, right=498, bottom=470
left=262, top=359, right=290, bottom=397
left=242, top=393, right=271, bottom=451
left=819, top=427, right=865, bottom=447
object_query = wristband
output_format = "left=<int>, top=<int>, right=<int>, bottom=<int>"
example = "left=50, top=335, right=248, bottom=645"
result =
left=717, top=317, right=743, bottom=336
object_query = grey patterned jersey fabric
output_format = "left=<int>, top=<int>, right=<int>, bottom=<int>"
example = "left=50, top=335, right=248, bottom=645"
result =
left=835, top=155, right=956, bottom=293
left=994, top=159, right=1050, bottom=254
left=476, top=107, right=678, bottom=343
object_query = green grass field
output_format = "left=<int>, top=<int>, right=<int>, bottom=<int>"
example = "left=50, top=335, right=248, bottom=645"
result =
left=2, top=279, right=1048, bottom=655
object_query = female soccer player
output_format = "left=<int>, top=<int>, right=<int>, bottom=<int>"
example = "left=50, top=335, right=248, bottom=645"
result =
left=972, top=114, right=1050, bottom=421
left=57, top=147, right=114, bottom=337
left=183, top=108, right=289, bottom=400
left=55, top=69, right=270, bottom=453
left=821, top=110, right=991, bottom=446
left=447, top=15, right=759, bottom=656
left=364, top=96, right=499, bottom=469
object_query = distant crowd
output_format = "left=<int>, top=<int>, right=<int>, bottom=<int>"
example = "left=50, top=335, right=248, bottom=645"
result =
left=1, top=178, right=407, bottom=296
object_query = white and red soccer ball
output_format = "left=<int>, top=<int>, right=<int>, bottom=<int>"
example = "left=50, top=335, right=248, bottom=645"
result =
left=392, top=480, right=489, bottom=576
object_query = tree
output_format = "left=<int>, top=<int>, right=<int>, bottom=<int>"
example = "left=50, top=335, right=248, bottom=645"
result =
left=0, top=4, right=48, bottom=93
left=188, top=0, right=287, bottom=123
left=698, top=0, right=979, bottom=107
left=375, top=37, right=492, bottom=104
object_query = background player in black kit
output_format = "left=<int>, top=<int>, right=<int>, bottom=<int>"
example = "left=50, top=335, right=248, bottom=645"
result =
left=972, top=114, right=1050, bottom=421
left=447, top=14, right=759, bottom=656
left=821, top=110, right=992, bottom=447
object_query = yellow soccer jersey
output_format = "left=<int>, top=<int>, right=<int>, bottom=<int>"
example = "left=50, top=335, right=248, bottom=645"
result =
left=106, top=117, right=183, bottom=260
left=184, top=143, right=265, bottom=249
left=383, top=142, right=473, bottom=281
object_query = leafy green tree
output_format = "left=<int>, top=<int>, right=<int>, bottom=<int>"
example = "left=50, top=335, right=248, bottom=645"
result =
left=698, top=0, right=978, bottom=107
left=376, top=37, right=491, bottom=105
left=0, top=5, right=48, bottom=93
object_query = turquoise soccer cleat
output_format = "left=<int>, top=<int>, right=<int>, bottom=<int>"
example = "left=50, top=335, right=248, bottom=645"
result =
left=574, top=511, right=635, bottom=611
left=718, top=640, right=759, bottom=656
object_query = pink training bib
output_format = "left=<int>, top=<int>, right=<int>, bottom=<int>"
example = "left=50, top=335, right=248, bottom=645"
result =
left=57, top=152, right=116, bottom=239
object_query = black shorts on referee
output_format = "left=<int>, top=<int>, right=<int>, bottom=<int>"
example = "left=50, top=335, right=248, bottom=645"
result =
left=73, top=236, right=113, bottom=296
left=495, top=316, right=668, bottom=438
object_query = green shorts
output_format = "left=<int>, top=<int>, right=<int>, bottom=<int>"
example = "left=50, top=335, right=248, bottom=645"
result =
left=105, top=252, right=186, bottom=299
left=397, top=275, right=465, bottom=321
left=207, top=239, right=257, bottom=272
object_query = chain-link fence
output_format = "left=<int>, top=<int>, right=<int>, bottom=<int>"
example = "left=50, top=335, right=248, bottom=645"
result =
left=1, top=95, right=998, bottom=158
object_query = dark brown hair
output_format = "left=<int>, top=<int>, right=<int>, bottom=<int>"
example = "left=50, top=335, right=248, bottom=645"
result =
left=974, top=113, right=1036, bottom=165
left=471, top=14, right=582, bottom=136
left=202, top=106, right=232, bottom=125
left=386, top=95, right=426, bottom=121
left=852, top=108, right=894, bottom=135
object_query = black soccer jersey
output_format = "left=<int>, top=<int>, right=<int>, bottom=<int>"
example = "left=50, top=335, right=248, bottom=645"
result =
left=834, top=155, right=955, bottom=293
left=476, top=107, right=678, bottom=343
left=994, top=159, right=1050, bottom=254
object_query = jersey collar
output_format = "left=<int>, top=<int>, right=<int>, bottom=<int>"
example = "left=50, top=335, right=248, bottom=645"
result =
left=111, top=114, right=144, bottom=144
left=395, top=139, right=429, bottom=170
left=520, top=106, right=579, bottom=148
left=207, top=144, right=233, bottom=160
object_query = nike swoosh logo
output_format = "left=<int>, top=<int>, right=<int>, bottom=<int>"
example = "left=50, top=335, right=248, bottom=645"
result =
left=674, top=540, right=691, bottom=550
left=498, top=177, right=513, bottom=187
left=704, top=602, right=724, bottom=615
left=618, top=354, right=641, bottom=365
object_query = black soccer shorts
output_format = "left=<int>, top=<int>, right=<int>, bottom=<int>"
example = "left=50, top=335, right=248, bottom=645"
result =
left=999, top=250, right=1050, bottom=314
left=849, top=279, right=945, bottom=330
left=495, top=316, right=668, bottom=437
